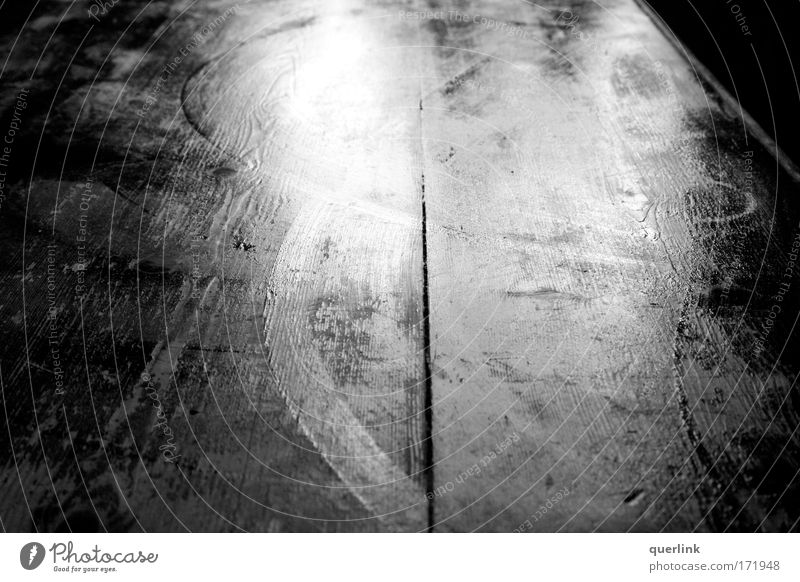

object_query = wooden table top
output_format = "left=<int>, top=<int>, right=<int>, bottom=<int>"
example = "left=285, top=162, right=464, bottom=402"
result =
left=0, top=0, right=798, bottom=532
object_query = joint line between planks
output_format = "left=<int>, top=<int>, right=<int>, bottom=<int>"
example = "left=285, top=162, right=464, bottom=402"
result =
left=418, top=95, right=435, bottom=532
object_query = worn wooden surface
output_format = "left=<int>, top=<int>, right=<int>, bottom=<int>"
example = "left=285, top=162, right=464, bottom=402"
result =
left=0, top=0, right=798, bottom=532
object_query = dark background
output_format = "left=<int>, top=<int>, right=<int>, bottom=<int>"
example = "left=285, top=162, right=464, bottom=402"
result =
left=645, top=0, right=800, bottom=166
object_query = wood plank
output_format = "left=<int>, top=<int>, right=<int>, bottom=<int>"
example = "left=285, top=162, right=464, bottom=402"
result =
left=418, top=0, right=800, bottom=531
left=0, top=0, right=431, bottom=531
